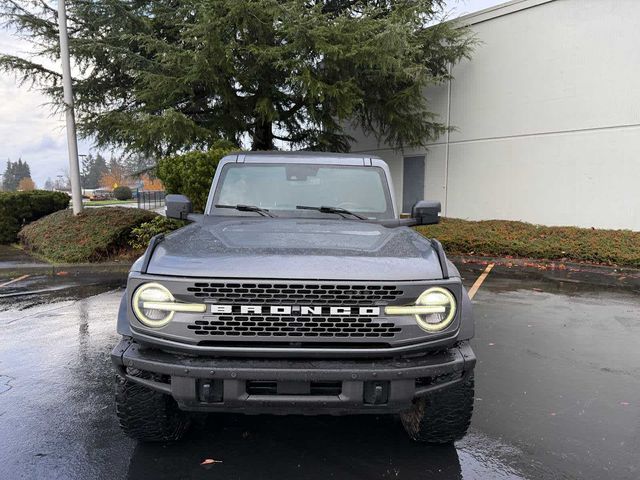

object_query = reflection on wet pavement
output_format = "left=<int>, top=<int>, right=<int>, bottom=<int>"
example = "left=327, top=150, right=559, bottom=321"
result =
left=0, top=273, right=124, bottom=311
left=0, top=272, right=638, bottom=479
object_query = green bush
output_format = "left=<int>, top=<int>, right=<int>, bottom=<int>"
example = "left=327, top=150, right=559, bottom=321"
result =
left=156, top=141, right=237, bottom=212
left=0, top=190, right=70, bottom=244
left=129, top=216, right=186, bottom=250
left=19, top=207, right=156, bottom=263
left=113, top=185, right=132, bottom=200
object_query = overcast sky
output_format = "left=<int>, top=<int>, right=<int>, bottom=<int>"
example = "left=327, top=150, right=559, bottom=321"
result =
left=0, top=0, right=505, bottom=186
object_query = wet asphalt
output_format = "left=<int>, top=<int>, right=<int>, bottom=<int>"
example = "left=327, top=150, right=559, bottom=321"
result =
left=0, top=269, right=638, bottom=480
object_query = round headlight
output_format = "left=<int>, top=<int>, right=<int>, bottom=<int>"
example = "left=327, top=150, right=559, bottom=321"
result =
left=414, top=287, right=457, bottom=332
left=132, top=283, right=175, bottom=328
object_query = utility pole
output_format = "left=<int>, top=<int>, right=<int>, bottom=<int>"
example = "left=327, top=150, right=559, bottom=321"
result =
left=57, top=0, right=83, bottom=214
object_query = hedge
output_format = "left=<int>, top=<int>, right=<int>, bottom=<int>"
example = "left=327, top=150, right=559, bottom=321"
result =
left=0, top=190, right=70, bottom=244
left=113, top=185, right=132, bottom=200
left=19, top=207, right=157, bottom=263
left=128, top=216, right=186, bottom=250
left=156, top=141, right=237, bottom=212
left=417, top=218, right=640, bottom=268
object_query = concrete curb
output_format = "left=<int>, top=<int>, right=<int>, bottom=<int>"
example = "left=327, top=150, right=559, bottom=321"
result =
left=0, top=262, right=133, bottom=279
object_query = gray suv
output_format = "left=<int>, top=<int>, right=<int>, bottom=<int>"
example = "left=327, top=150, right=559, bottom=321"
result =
left=111, top=152, right=475, bottom=443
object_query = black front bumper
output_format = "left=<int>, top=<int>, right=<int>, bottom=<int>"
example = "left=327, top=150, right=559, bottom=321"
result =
left=111, top=338, right=476, bottom=415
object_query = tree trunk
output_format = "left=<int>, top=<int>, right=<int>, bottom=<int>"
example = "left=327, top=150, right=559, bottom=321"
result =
left=251, top=120, right=274, bottom=151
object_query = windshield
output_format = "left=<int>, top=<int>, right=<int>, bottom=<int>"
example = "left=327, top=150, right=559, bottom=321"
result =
left=210, top=163, right=394, bottom=219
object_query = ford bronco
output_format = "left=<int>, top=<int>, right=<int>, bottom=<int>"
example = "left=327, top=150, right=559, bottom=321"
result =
left=111, top=152, right=475, bottom=443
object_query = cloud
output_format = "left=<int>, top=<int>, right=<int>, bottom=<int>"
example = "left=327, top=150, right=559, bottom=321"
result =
left=0, top=27, right=100, bottom=187
left=0, top=72, right=95, bottom=187
left=22, top=135, right=62, bottom=154
left=450, top=0, right=508, bottom=16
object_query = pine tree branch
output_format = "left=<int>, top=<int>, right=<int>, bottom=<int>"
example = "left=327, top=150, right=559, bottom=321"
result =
left=38, top=0, right=57, bottom=17
left=279, top=99, right=306, bottom=119
left=0, top=54, right=62, bottom=84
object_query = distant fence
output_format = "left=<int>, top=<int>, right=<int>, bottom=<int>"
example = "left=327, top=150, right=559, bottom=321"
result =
left=137, top=191, right=165, bottom=210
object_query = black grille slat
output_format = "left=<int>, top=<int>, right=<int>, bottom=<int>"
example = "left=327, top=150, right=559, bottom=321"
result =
left=187, top=282, right=403, bottom=306
left=246, top=381, right=277, bottom=395
left=309, top=382, right=342, bottom=395
left=187, top=315, right=402, bottom=338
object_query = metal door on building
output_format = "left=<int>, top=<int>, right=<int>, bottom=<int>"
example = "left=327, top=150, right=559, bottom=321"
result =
left=402, top=155, right=425, bottom=214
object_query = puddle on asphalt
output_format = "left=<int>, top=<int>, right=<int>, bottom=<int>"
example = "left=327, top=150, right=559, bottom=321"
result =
left=470, top=272, right=639, bottom=301
left=458, top=431, right=553, bottom=479
left=0, top=276, right=124, bottom=312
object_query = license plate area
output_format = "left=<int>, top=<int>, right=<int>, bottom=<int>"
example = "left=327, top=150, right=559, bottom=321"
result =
left=246, top=380, right=342, bottom=396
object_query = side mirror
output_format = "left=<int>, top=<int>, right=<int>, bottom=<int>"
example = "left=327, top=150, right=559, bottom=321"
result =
left=165, top=194, right=192, bottom=220
left=412, top=200, right=441, bottom=225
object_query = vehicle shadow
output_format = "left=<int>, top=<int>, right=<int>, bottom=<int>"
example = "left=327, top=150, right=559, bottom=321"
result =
left=126, top=413, right=462, bottom=479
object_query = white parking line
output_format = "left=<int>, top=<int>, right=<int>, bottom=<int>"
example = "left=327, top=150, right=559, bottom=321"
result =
left=0, top=274, right=30, bottom=288
left=468, top=264, right=495, bottom=300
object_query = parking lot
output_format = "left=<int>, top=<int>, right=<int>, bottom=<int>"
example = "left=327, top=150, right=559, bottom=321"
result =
left=0, top=267, right=638, bottom=480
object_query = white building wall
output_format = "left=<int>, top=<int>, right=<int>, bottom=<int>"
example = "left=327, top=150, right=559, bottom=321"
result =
left=348, top=0, right=640, bottom=230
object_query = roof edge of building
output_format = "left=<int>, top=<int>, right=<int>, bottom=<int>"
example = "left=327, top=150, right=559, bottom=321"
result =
left=456, top=0, right=556, bottom=26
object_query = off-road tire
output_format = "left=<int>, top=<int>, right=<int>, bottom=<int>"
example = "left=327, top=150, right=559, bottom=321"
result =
left=115, top=372, right=190, bottom=442
left=400, top=373, right=474, bottom=444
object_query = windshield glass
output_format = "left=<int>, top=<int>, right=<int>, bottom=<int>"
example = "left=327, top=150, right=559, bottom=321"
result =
left=211, top=163, right=394, bottom=219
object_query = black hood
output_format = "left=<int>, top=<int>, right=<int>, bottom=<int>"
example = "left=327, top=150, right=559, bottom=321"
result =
left=146, top=217, right=444, bottom=281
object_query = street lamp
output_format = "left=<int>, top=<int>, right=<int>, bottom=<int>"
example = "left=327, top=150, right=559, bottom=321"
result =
left=57, top=0, right=83, bottom=215
left=56, top=174, right=66, bottom=192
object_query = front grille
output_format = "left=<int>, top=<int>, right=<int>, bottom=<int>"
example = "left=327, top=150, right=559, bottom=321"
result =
left=187, top=315, right=402, bottom=338
left=186, top=282, right=403, bottom=306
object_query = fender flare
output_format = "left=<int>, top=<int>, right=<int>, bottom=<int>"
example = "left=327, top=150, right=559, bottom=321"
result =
left=457, top=287, right=474, bottom=341
left=116, top=293, right=132, bottom=336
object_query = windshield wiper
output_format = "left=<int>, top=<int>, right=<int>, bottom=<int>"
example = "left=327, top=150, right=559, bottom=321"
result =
left=296, top=205, right=367, bottom=220
left=215, top=204, right=275, bottom=217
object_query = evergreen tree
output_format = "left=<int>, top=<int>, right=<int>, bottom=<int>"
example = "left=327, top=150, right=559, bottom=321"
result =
left=0, top=1, right=473, bottom=154
left=81, top=153, right=109, bottom=189
left=2, top=158, right=31, bottom=191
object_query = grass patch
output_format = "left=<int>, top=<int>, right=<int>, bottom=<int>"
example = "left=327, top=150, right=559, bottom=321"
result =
left=19, top=207, right=157, bottom=263
left=417, top=218, right=640, bottom=268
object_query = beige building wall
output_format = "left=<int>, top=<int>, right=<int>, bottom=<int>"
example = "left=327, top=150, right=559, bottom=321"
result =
left=348, top=0, right=640, bottom=230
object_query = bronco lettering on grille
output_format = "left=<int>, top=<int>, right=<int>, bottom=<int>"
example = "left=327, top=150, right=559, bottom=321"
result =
left=210, top=305, right=381, bottom=316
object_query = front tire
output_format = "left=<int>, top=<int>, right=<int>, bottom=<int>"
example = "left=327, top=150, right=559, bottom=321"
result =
left=115, top=372, right=190, bottom=442
left=400, top=373, right=474, bottom=444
